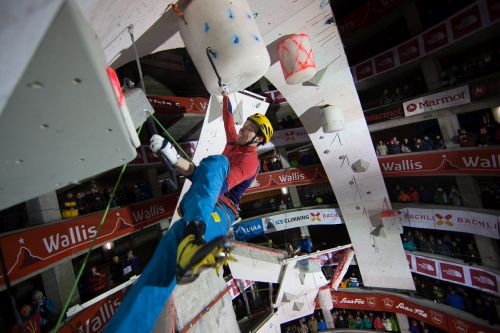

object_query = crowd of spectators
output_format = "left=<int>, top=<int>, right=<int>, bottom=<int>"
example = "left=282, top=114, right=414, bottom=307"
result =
left=282, top=311, right=327, bottom=333
left=378, top=75, right=427, bottom=107
left=458, top=123, right=500, bottom=147
left=401, top=228, right=481, bottom=264
left=375, top=134, right=445, bottom=156
left=413, top=275, right=499, bottom=325
left=260, top=156, right=283, bottom=173
left=440, top=50, right=500, bottom=88
left=389, top=184, right=463, bottom=206
left=60, top=180, right=153, bottom=219
left=332, top=309, right=400, bottom=331
left=480, top=183, right=500, bottom=209
left=10, top=290, right=56, bottom=333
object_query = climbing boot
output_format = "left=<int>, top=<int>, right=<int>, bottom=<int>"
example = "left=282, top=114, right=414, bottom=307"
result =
left=176, top=222, right=234, bottom=284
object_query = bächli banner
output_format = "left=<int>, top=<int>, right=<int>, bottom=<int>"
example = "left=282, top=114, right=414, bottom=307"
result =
left=400, top=207, right=499, bottom=239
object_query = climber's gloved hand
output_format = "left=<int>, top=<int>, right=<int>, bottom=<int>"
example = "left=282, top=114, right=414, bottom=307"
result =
left=150, top=134, right=179, bottom=166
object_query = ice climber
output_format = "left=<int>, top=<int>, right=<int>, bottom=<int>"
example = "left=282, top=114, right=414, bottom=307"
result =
left=105, top=92, right=273, bottom=332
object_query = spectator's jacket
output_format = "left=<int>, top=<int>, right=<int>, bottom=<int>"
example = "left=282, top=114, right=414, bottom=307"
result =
left=373, top=318, right=384, bottom=330
left=403, top=240, right=417, bottom=251
left=220, top=95, right=259, bottom=206
left=61, top=200, right=78, bottom=219
left=11, top=313, right=41, bottom=333
left=88, top=272, right=107, bottom=294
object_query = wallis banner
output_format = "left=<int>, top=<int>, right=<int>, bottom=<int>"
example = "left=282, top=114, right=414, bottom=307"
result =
left=378, top=147, right=500, bottom=177
left=0, top=194, right=179, bottom=287
left=246, top=165, right=328, bottom=194
left=323, top=291, right=497, bottom=333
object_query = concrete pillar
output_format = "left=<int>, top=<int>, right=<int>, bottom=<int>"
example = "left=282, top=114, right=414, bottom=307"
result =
left=455, top=177, right=483, bottom=208
left=26, top=192, right=80, bottom=308
left=474, top=235, right=500, bottom=269
left=41, top=261, right=80, bottom=311
left=396, top=313, right=410, bottom=333
left=318, top=287, right=334, bottom=328
left=420, top=58, right=442, bottom=91
left=143, top=168, right=162, bottom=197
left=25, top=191, right=61, bottom=226
left=278, top=147, right=302, bottom=208
left=437, top=114, right=461, bottom=148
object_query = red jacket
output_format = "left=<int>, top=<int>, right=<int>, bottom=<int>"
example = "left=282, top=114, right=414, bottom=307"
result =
left=220, top=95, right=259, bottom=205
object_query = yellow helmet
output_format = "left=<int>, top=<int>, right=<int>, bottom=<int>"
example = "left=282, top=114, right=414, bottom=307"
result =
left=247, top=113, right=273, bottom=143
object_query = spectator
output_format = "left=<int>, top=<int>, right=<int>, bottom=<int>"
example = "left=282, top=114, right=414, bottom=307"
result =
left=408, top=187, right=419, bottom=203
left=403, top=237, right=417, bottom=251
left=279, top=199, right=287, bottom=211
left=387, top=138, right=401, bottom=155
left=31, top=290, right=56, bottom=330
left=110, top=256, right=124, bottom=285
left=449, top=187, right=462, bottom=206
left=418, top=186, right=432, bottom=203
left=124, top=250, right=141, bottom=276
left=349, top=273, right=359, bottom=288
left=445, top=289, right=465, bottom=310
left=362, top=314, right=373, bottom=329
left=435, top=239, right=451, bottom=257
left=464, top=242, right=480, bottom=264
left=376, top=140, right=388, bottom=156
left=373, top=316, right=384, bottom=331
left=434, top=134, right=445, bottom=150
left=476, top=126, right=491, bottom=146
left=400, top=138, right=412, bottom=153
left=433, top=187, right=448, bottom=204
left=88, top=266, right=107, bottom=296
left=422, top=136, right=434, bottom=150
left=397, top=189, right=412, bottom=203
left=61, top=192, right=79, bottom=219
left=413, top=138, right=425, bottom=151
left=308, top=315, right=318, bottom=333
left=382, top=315, right=393, bottom=332
left=76, top=192, right=87, bottom=215
left=11, top=305, right=42, bottom=333
left=347, top=314, right=356, bottom=328
left=380, top=89, right=392, bottom=105
left=410, top=320, right=420, bottom=333
left=295, top=235, right=313, bottom=255
left=318, top=316, right=327, bottom=331
left=432, top=285, right=444, bottom=303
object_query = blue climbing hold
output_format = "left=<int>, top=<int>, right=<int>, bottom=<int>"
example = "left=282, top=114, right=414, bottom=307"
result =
left=253, top=34, right=260, bottom=42
left=232, top=34, right=240, bottom=44
left=246, top=12, right=252, bottom=19
left=227, top=8, right=234, bottom=19
left=204, top=22, right=209, bottom=32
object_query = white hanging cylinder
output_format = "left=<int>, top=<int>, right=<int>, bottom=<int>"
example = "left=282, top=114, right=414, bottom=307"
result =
left=278, top=33, right=317, bottom=85
left=492, top=106, right=500, bottom=123
left=320, top=104, right=344, bottom=132
left=178, top=0, right=270, bottom=95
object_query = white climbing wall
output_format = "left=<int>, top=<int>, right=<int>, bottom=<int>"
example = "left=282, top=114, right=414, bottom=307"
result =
left=262, top=0, right=415, bottom=290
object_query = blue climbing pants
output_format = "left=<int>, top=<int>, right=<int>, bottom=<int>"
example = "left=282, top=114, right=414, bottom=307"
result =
left=105, top=155, right=235, bottom=333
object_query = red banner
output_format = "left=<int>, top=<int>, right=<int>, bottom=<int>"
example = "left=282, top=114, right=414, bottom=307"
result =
left=323, top=291, right=496, bottom=333
left=60, top=290, right=125, bottom=333
left=355, top=61, right=374, bottom=81
left=488, top=0, right=500, bottom=21
left=397, top=38, right=420, bottom=64
left=364, top=105, right=403, bottom=124
left=337, top=0, right=403, bottom=36
left=374, top=51, right=396, bottom=73
left=147, top=96, right=208, bottom=115
left=450, top=5, right=482, bottom=39
left=0, top=195, right=179, bottom=286
left=378, top=148, right=500, bottom=177
left=423, top=23, right=449, bottom=53
left=246, top=165, right=328, bottom=194
left=407, top=252, right=500, bottom=296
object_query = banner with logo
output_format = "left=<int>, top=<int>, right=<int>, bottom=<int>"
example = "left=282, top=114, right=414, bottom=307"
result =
left=403, top=86, right=470, bottom=116
left=60, top=290, right=125, bottom=333
left=147, top=96, right=209, bottom=114
left=323, top=291, right=496, bottom=333
left=233, top=219, right=265, bottom=241
left=246, top=165, right=328, bottom=194
left=262, top=90, right=287, bottom=104
left=364, top=105, right=403, bottom=125
left=352, top=1, right=497, bottom=82
left=379, top=147, right=500, bottom=177
left=407, top=252, right=500, bottom=297
left=0, top=195, right=179, bottom=287
left=262, top=208, right=342, bottom=233
left=400, top=207, right=499, bottom=239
